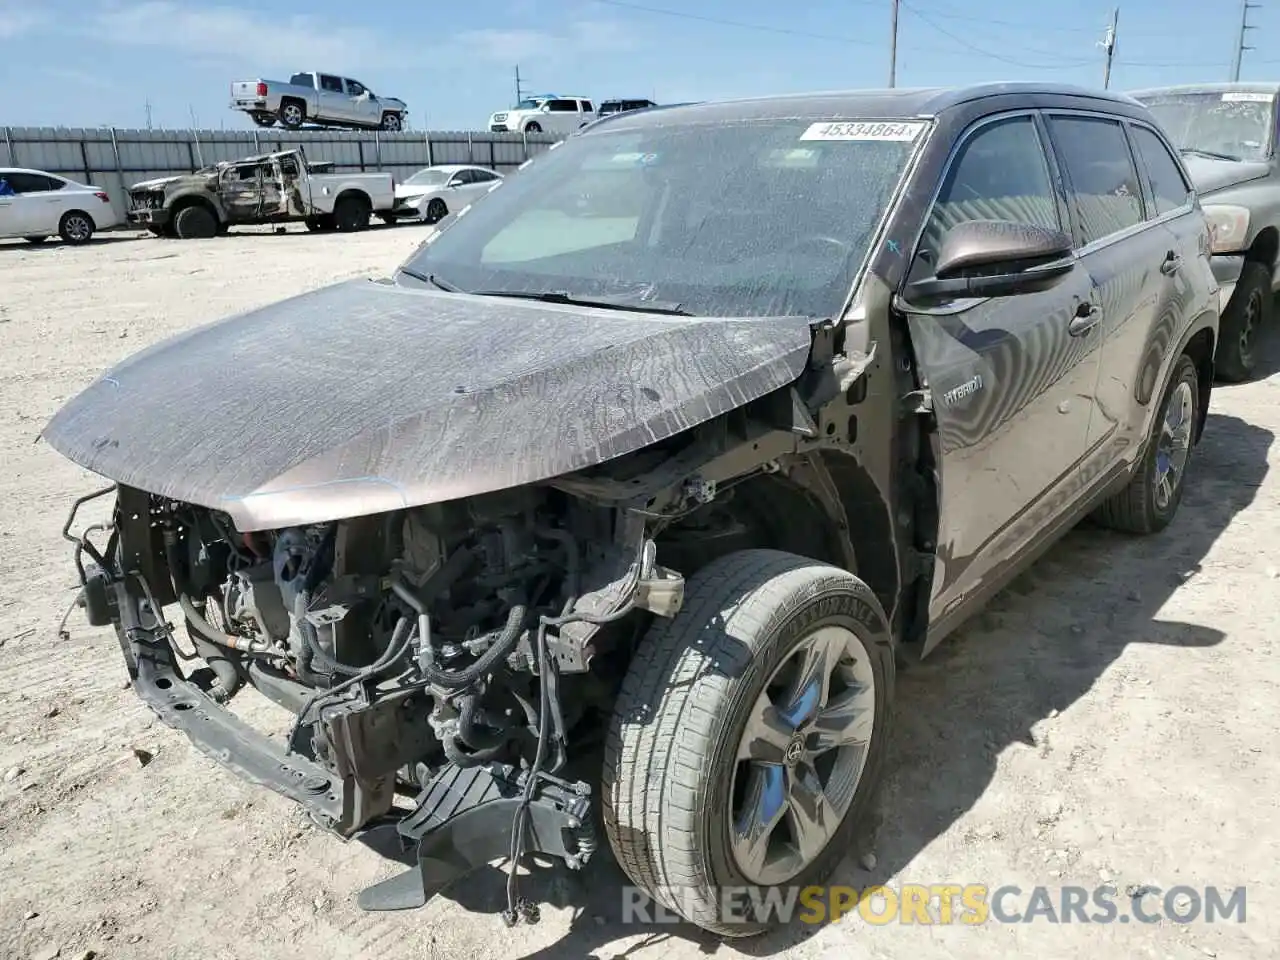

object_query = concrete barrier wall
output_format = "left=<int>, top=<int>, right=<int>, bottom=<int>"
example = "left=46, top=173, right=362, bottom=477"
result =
left=0, top=127, right=561, bottom=222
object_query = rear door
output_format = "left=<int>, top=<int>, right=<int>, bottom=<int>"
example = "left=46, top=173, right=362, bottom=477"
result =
left=902, top=111, right=1100, bottom=627
left=317, top=74, right=348, bottom=121
left=1042, top=111, right=1195, bottom=478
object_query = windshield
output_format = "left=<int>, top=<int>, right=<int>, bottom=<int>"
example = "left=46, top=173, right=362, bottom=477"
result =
left=405, top=168, right=450, bottom=186
left=515, top=99, right=546, bottom=110
left=1138, top=92, right=1275, bottom=162
left=398, top=117, right=925, bottom=318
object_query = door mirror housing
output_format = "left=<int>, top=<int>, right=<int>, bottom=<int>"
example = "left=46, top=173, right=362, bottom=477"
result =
left=901, top=219, right=1075, bottom=306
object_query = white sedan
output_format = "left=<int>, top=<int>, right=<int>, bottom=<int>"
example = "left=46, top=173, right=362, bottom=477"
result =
left=383, top=164, right=503, bottom=225
left=0, top=167, right=119, bottom=245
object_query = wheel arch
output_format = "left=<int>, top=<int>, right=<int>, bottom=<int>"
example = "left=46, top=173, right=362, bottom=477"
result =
left=167, top=191, right=224, bottom=224
left=334, top=188, right=371, bottom=209
left=1246, top=225, right=1279, bottom=270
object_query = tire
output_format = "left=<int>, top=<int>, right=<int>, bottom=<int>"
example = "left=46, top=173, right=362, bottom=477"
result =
left=1093, top=352, right=1199, bottom=534
left=172, top=205, right=218, bottom=240
left=333, top=194, right=370, bottom=232
left=524, top=121, right=542, bottom=133
left=252, top=113, right=277, bottom=128
left=278, top=99, right=306, bottom=130
left=424, top=198, right=448, bottom=225
left=1215, top=260, right=1270, bottom=382
left=304, top=215, right=335, bottom=232
left=376, top=213, right=397, bottom=225
left=23, top=236, right=48, bottom=244
left=380, top=112, right=402, bottom=131
left=603, top=549, right=894, bottom=937
left=58, top=211, right=95, bottom=245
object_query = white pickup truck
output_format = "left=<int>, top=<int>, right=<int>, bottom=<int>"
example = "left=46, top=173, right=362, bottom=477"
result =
left=230, top=71, right=409, bottom=131
left=126, top=148, right=396, bottom=239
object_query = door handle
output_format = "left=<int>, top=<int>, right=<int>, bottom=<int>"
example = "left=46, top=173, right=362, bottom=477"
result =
left=1160, top=251, right=1182, bottom=276
left=1068, top=301, right=1100, bottom=336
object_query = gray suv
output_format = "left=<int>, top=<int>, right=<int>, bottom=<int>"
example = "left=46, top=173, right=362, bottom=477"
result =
left=1133, top=82, right=1280, bottom=379
left=46, top=83, right=1219, bottom=938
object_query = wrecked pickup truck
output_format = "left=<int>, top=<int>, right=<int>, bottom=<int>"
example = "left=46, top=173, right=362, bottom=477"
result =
left=1132, top=82, right=1280, bottom=380
left=126, top=148, right=395, bottom=238
left=46, top=84, right=1216, bottom=937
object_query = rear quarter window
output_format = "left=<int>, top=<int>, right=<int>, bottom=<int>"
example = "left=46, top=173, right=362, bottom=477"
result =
left=1129, top=125, right=1193, bottom=216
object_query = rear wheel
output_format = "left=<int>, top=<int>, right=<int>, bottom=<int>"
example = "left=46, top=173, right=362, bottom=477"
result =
left=1216, top=260, right=1270, bottom=382
left=58, top=211, right=95, bottom=245
left=333, top=194, right=371, bottom=232
left=278, top=99, right=306, bottom=130
left=603, top=549, right=894, bottom=937
left=1093, top=352, right=1199, bottom=534
left=172, top=205, right=218, bottom=240
left=424, top=198, right=448, bottom=224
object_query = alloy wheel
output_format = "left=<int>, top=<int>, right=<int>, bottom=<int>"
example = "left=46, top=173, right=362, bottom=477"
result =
left=1154, top=379, right=1194, bottom=511
left=729, top=625, right=876, bottom=886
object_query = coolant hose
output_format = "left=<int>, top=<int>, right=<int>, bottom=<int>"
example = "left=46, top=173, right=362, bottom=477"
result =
left=391, top=579, right=527, bottom=689
left=173, top=596, right=244, bottom=703
left=456, top=692, right=507, bottom=752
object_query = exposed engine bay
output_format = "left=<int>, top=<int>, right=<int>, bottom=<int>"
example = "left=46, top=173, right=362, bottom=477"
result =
left=66, top=481, right=686, bottom=923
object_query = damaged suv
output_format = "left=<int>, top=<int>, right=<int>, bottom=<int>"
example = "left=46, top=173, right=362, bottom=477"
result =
left=46, top=84, right=1218, bottom=937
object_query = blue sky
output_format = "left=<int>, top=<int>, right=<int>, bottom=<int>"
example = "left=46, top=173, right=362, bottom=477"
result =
left=2, top=0, right=1279, bottom=131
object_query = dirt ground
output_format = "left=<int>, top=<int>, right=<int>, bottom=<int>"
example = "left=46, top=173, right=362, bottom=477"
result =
left=1, top=226, right=1277, bottom=960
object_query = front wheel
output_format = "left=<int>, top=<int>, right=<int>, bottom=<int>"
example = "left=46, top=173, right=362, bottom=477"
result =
left=1216, top=260, right=1271, bottom=382
left=1093, top=352, right=1200, bottom=534
left=423, top=198, right=448, bottom=224
left=524, top=121, right=542, bottom=133
left=603, top=549, right=894, bottom=937
left=380, top=112, right=402, bottom=131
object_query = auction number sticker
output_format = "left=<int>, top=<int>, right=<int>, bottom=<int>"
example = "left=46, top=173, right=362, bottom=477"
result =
left=1222, top=92, right=1272, bottom=102
left=800, top=120, right=927, bottom=142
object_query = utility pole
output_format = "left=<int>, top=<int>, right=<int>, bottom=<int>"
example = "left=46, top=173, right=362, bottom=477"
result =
left=514, top=65, right=526, bottom=106
left=144, top=98, right=152, bottom=130
left=1100, top=8, right=1119, bottom=90
left=1231, top=0, right=1260, bottom=81
left=888, top=0, right=900, bottom=88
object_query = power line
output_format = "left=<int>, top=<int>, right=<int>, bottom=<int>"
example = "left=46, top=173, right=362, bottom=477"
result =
left=589, top=0, right=881, bottom=47
left=901, top=1, right=1097, bottom=68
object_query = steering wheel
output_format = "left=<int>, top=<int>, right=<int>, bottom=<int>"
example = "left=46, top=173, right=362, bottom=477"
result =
left=781, top=235, right=854, bottom=257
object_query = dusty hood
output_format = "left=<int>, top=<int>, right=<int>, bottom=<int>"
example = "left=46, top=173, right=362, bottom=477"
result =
left=1181, top=154, right=1271, bottom=195
left=43, top=279, right=813, bottom=531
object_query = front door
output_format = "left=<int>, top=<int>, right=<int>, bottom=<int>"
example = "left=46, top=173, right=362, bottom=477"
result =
left=900, top=112, right=1102, bottom=629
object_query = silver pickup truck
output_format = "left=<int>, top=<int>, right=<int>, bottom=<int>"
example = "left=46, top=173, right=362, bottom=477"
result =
left=231, top=72, right=409, bottom=131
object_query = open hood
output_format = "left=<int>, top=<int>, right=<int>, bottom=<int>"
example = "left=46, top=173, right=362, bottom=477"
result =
left=42, top=279, right=813, bottom=531
left=1180, top=154, right=1271, bottom=195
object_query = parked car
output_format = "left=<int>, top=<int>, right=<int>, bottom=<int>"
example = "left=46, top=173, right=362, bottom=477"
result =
left=384, top=164, right=504, bottom=224
left=488, top=94, right=595, bottom=134
left=230, top=72, right=409, bottom=131
left=126, top=148, right=395, bottom=238
left=0, top=167, right=117, bottom=245
left=597, top=97, right=658, bottom=117
left=1131, top=82, right=1280, bottom=380
left=46, top=83, right=1219, bottom=939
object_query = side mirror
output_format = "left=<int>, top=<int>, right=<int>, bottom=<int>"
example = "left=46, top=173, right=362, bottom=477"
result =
left=901, top=219, right=1075, bottom=306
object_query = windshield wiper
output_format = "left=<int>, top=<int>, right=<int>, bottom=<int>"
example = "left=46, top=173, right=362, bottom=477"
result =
left=400, top=268, right=463, bottom=292
left=470, top=289, right=694, bottom=316
left=1180, top=147, right=1242, bottom=162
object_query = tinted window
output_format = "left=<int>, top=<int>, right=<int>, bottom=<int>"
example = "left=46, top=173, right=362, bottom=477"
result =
left=290, top=73, right=315, bottom=86
left=1048, top=115, right=1144, bottom=244
left=627, top=100, right=653, bottom=111
left=319, top=74, right=343, bottom=93
left=917, top=115, right=1059, bottom=272
left=3, top=172, right=58, bottom=193
left=547, top=99, right=579, bottom=112
left=346, top=80, right=366, bottom=96
left=471, top=170, right=499, bottom=182
left=450, top=170, right=474, bottom=185
left=581, top=101, right=594, bottom=113
left=1130, top=125, right=1193, bottom=216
